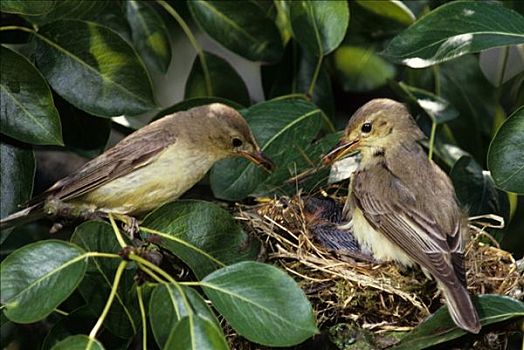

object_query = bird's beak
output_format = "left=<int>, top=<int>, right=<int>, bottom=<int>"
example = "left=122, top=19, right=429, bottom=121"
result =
left=322, top=138, right=360, bottom=165
left=238, top=150, right=274, bottom=172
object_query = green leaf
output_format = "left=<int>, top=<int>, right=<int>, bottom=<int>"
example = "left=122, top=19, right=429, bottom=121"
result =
left=392, top=295, right=524, bottom=350
left=1, top=0, right=55, bottom=15
left=125, top=0, right=172, bottom=73
left=71, top=222, right=138, bottom=338
left=188, top=0, right=283, bottom=63
left=141, top=200, right=260, bottom=279
left=0, top=140, right=35, bottom=243
left=356, top=0, right=415, bottom=25
left=25, top=0, right=109, bottom=25
left=0, top=240, right=87, bottom=323
left=185, top=51, right=250, bottom=106
left=438, top=55, right=497, bottom=162
left=450, top=156, right=509, bottom=218
left=0, top=45, right=63, bottom=145
left=149, top=284, right=220, bottom=348
left=288, top=0, right=349, bottom=56
left=164, top=315, right=229, bottom=350
left=333, top=45, right=396, bottom=92
left=394, top=82, right=459, bottom=124
left=41, top=306, right=97, bottom=350
left=202, top=261, right=317, bottom=347
left=34, top=19, right=156, bottom=117
left=152, top=97, right=245, bottom=122
left=50, top=335, right=104, bottom=350
left=262, top=42, right=335, bottom=116
left=210, top=99, right=323, bottom=200
left=488, top=106, right=524, bottom=194
left=383, top=1, right=524, bottom=68
left=54, top=94, right=110, bottom=158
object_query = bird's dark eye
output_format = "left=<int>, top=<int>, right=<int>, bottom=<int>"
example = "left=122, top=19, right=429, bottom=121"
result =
left=232, top=138, right=243, bottom=148
left=361, top=122, right=372, bottom=133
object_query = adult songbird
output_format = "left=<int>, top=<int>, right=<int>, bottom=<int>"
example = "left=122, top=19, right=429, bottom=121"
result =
left=1, top=103, right=273, bottom=229
left=323, top=99, right=480, bottom=333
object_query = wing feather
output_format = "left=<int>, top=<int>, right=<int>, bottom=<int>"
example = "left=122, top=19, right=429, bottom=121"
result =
left=28, top=123, right=177, bottom=205
left=352, top=167, right=463, bottom=287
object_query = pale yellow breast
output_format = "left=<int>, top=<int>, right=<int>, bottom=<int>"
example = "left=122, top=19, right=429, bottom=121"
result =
left=81, top=143, right=218, bottom=214
left=345, top=207, right=414, bottom=266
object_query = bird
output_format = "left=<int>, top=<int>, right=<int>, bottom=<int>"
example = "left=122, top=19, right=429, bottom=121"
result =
left=322, top=98, right=481, bottom=333
left=0, top=103, right=273, bottom=229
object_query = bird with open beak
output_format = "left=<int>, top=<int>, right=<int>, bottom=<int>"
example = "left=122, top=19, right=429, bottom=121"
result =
left=323, top=99, right=480, bottom=333
left=1, top=103, right=273, bottom=229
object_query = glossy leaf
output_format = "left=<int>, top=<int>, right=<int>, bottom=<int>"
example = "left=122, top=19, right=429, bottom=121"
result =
left=1, top=0, right=55, bottom=15
left=164, top=315, right=229, bottom=350
left=54, top=93, right=110, bottom=158
left=185, top=51, right=250, bottom=106
left=333, top=45, right=396, bottom=92
left=288, top=0, right=349, bottom=56
left=383, top=1, right=524, bottom=68
left=152, top=97, right=245, bottom=122
left=26, top=0, right=109, bottom=25
left=392, top=295, right=524, bottom=350
left=41, top=307, right=98, bottom=350
left=0, top=240, right=87, bottom=323
left=188, top=0, right=283, bottom=62
left=35, top=19, right=156, bottom=117
left=394, top=82, right=459, bottom=124
left=71, top=222, right=138, bottom=338
left=51, top=335, right=104, bottom=350
left=356, top=0, right=415, bottom=25
left=126, top=0, right=172, bottom=73
left=1, top=45, right=63, bottom=145
left=202, top=261, right=317, bottom=346
left=210, top=99, right=323, bottom=200
left=488, top=106, right=524, bottom=193
left=262, top=42, right=335, bottom=116
left=149, top=284, right=220, bottom=348
left=450, top=156, right=509, bottom=219
left=141, top=200, right=260, bottom=279
left=438, top=55, right=497, bottom=162
left=0, top=140, right=35, bottom=243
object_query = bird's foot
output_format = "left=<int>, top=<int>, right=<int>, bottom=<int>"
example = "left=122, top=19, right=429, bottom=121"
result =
left=111, top=213, right=140, bottom=240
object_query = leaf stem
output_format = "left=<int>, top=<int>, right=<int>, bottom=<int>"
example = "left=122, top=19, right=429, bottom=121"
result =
left=140, top=226, right=225, bottom=267
left=136, top=286, right=147, bottom=350
left=429, top=64, right=441, bottom=161
left=156, top=0, right=213, bottom=95
left=108, top=213, right=127, bottom=249
left=88, top=260, right=128, bottom=340
left=428, top=119, right=437, bottom=161
left=307, top=55, right=323, bottom=98
left=129, top=253, right=193, bottom=314
left=53, top=308, right=69, bottom=316
left=84, top=252, right=121, bottom=259
left=497, top=46, right=510, bottom=88
left=137, top=263, right=166, bottom=284
left=0, top=25, right=35, bottom=34
left=432, top=65, right=441, bottom=96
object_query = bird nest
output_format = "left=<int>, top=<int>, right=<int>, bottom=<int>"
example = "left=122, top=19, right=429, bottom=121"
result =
left=232, top=192, right=522, bottom=340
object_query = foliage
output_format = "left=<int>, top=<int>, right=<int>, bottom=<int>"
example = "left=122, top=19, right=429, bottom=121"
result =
left=1, top=1, right=523, bottom=349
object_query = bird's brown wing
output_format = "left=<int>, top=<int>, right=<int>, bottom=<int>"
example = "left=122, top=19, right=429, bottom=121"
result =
left=28, top=125, right=177, bottom=205
left=352, top=168, right=464, bottom=287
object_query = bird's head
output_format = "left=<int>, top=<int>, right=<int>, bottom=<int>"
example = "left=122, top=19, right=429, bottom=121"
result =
left=192, top=103, right=274, bottom=171
left=323, top=99, right=424, bottom=164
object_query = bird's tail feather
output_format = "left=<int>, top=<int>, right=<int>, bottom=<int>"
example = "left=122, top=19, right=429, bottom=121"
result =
left=440, top=281, right=481, bottom=334
left=0, top=205, right=45, bottom=231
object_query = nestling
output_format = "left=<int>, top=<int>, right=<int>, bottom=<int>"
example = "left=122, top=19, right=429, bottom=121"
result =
left=323, top=99, right=480, bottom=333
left=1, top=103, right=273, bottom=229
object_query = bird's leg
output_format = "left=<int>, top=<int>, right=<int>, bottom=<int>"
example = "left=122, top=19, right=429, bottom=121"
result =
left=44, top=198, right=103, bottom=233
left=111, top=213, right=140, bottom=240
